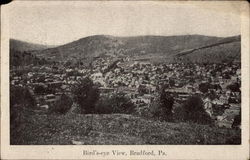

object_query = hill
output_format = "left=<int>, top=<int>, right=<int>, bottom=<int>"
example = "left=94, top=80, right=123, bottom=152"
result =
left=10, top=39, right=53, bottom=52
left=11, top=109, right=240, bottom=145
left=13, top=35, right=241, bottom=65
left=10, top=39, right=54, bottom=67
left=35, top=35, right=240, bottom=63
left=175, top=35, right=241, bottom=63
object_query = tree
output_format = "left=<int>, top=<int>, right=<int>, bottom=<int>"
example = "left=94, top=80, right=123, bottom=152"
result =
left=10, top=85, right=35, bottom=108
left=72, top=77, right=99, bottom=114
left=110, top=93, right=135, bottom=114
left=49, top=94, right=73, bottom=114
left=95, top=96, right=114, bottom=114
left=159, top=88, right=174, bottom=119
left=95, top=93, right=135, bottom=114
left=226, top=82, right=240, bottom=92
left=34, top=85, right=46, bottom=95
left=232, top=109, right=241, bottom=129
left=65, top=61, right=71, bottom=67
left=198, top=83, right=211, bottom=94
left=138, top=85, right=148, bottom=95
left=206, top=90, right=217, bottom=100
left=10, top=85, right=36, bottom=141
left=169, top=79, right=175, bottom=87
left=182, top=96, right=212, bottom=124
left=150, top=87, right=174, bottom=121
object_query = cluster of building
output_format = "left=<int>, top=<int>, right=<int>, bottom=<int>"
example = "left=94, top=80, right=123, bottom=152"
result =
left=10, top=56, right=241, bottom=128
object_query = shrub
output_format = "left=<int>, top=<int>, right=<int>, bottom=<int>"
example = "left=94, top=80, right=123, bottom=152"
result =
left=172, top=105, right=186, bottom=122
left=136, top=105, right=151, bottom=117
left=49, top=94, right=73, bottom=114
left=232, top=110, right=241, bottom=129
left=149, top=101, right=167, bottom=120
left=95, top=96, right=113, bottom=114
left=182, top=96, right=212, bottom=124
left=34, top=85, right=46, bottom=95
left=110, top=93, right=135, bottom=114
left=160, top=90, right=174, bottom=119
left=95, top=93, right=135, bottom=114
left=72, top=77, right=99, bottom=114
left=10, top=85, right=36, bottom=127
left=10, top=85, right=36, bottom=108
left=149, top=88, right=174, bottom=121
left=226, top=82, right=240, bottom=92
left=198, top=83, right=211, bottom=93
left=10, top=85, right=36, bottom=144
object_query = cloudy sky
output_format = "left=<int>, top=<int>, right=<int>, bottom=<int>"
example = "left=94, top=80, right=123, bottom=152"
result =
left=9, top=1, right=241, bottom=45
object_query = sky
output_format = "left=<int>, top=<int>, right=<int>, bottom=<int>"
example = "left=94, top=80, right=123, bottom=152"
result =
left=9, top=1, right=241, bottom=46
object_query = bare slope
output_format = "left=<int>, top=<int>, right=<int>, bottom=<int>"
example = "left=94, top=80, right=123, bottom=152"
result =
left=175, top=35, right=241, bottom=63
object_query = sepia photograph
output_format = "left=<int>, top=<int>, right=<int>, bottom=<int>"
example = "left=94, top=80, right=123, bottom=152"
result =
left=1, top=1, right=249, bottom=159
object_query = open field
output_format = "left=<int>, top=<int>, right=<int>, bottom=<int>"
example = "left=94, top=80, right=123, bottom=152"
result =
left=11, top=108, right=241, bottom=145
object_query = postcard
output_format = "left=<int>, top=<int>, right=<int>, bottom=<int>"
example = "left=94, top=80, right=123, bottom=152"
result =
left=1, top=1, right=249, bottom=159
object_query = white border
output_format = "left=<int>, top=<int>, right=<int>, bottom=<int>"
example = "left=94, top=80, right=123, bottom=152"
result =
left=1, top=1, right=249, bottom=160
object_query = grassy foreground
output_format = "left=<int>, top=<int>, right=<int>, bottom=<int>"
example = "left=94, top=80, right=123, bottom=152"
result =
left=11, top=108, right=241, bottom=145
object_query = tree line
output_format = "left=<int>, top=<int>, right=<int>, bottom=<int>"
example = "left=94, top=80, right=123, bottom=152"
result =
left=10, top=77, right=216, bottom=125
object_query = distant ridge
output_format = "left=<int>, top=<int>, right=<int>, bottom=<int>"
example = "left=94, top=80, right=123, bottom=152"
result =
left=175, top=35, right=240, bottom=63
left=176, top=35, right=241, bottom=57
left=10, top=39, right=55, bottom=52
left=10, top=35, right=241, bottom=64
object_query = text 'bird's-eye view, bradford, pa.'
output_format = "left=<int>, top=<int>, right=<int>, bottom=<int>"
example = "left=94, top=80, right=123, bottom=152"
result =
left=9, top=2, right=242, bottom=145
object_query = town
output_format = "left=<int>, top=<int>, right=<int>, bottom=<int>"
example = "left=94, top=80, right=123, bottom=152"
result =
left=10, top=55, right=241, bottom=129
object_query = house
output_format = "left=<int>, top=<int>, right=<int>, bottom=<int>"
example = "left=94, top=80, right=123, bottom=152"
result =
left=216, top=117, right=233, bottom=128
left=99, top=87, right=115, bottom=96
left=91, top=72, right=103, bottom=80
left=236, top=69, right=241, bottom=75
left=91, top=72, right=106, bottom=87
left=136, top=94, right=153, bottom=104
left=212, top=98, right=224, bottom=106
left=203, top=97, right=213, bottom=117
left=185, top=84, right=195, bottom=92
left=40, top=104, right=49, bottom=110
left=165, top=88, right=192, bottom=102
left=47, top=81, right=63, bottom=89
left=44, top=94, right=58, bottom=106
left=229, top=103, right=241, bottom=109
left=218, top=95, right=228, bottom=104
left=216, top=105, right=240, bottom=129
